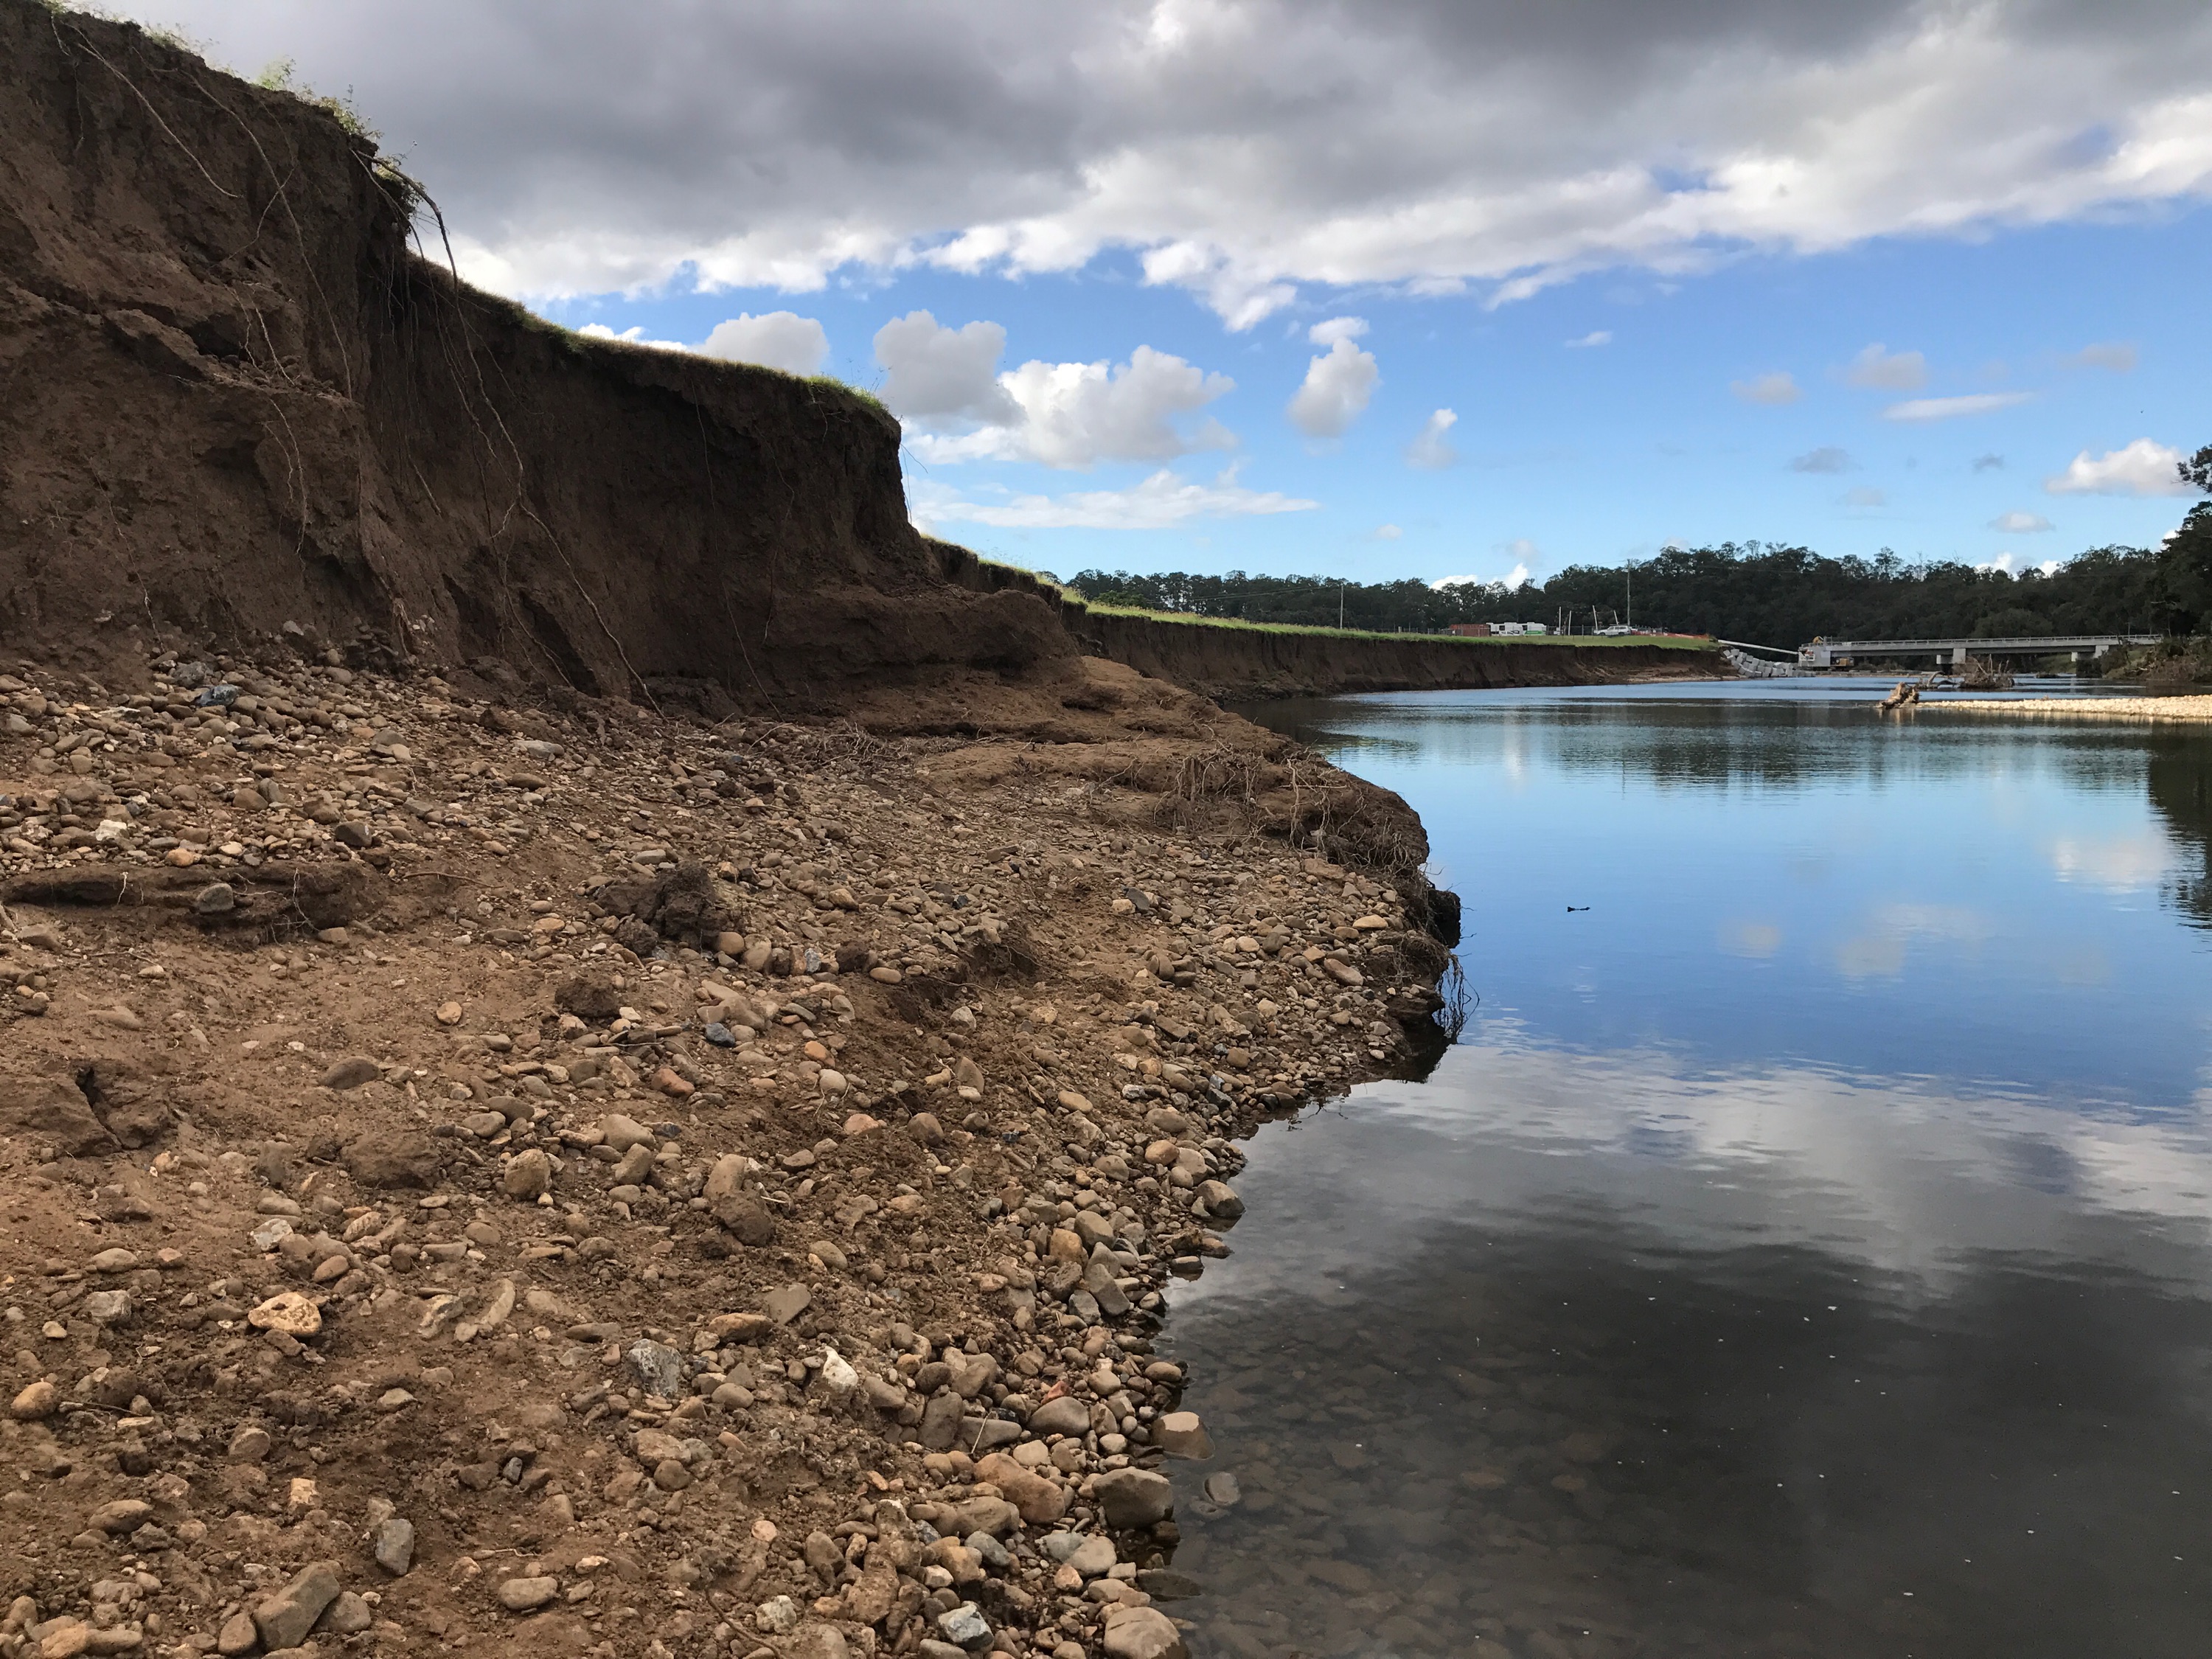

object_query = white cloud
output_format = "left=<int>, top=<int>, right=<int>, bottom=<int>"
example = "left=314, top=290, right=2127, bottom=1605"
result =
left=1731, top=372, right=1801, bottom=406
left=2044, top=437, right=2194, bottom=496
left=1790, top=446, right=1853, bottom=473
left=1989, top=510, right=2053, bottom=533
left=1565, top=330, right=1613, bottom=348
left=1841, top=485, right=1887, bottom=508
left=1004, top=349, right=1236, bottom=467
left=1405, top=408, right=1459, bottom=470
left=879, top=313, right=1233, bottom=468
left=695, top=312, right=829, bottom=374
left=578, top=322, right=686, bottom=350
left=1307, top=316, right=1369, bottom=347
left=1843, top=342, right=1927, bottom=390
left=910, top=467, right=1318, bottom=531
left=2048, top=831, right=2175, bottom=891
left=2065, top=341, right=2138, bottom=372
left=1835, top=902, right=1992, bottom=981
left=874, top=311, right=1020, bottom=425
left=127, top=0, right=2212, bottom=320
left=1432, top=555, right=1534, bottom=591
left=1287, top=336, right=1381, bottom=438
left=1368, top=524, right=1404, bottom=541
left=1720, top=920, right=1783, bottom=959
left=1882, top=392, right=2033, bottom=421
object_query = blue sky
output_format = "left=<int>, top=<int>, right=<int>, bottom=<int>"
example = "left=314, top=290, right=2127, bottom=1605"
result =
left=544, top=211, right=2212, bottom=588
left=129, top=0, right=2212, bottom=591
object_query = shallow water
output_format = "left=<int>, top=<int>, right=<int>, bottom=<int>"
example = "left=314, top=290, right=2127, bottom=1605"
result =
left=1159, top=681, right=2212, bottom=1658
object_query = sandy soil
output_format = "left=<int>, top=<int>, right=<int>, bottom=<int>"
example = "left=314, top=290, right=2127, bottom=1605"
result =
left=1922, top=694, right=2212, bottom=723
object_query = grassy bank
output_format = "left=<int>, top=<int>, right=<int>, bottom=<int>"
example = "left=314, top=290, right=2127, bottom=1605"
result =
left=987, top=561, right=1717, bottom=650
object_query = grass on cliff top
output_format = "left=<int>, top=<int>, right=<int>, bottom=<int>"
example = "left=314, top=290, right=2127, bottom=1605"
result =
left=983, top=561, right=1717, bottom=649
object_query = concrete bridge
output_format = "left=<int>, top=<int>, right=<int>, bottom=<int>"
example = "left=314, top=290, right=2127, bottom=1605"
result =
left=1797, top=633, right=2159, bottom=671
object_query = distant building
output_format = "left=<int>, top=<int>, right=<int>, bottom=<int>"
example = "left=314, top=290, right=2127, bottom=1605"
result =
left=1449, top=622, right=1492, bottom=636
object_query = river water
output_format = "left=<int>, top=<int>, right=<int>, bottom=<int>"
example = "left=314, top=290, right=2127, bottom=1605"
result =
left=1158, top=681, right=2212, bottom=1659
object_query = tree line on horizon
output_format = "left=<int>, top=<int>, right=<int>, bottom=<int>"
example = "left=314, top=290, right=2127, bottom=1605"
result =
left=1062, top=444, right=2212, bottom=647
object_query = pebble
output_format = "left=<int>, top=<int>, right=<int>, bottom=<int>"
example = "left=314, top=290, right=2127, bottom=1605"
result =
left=1100, top=1605, right=1188, bottom=1659
left=1092, top=1467, right=1174, bottom=1530
left=247, top=1292, right=321, bottom=1337
left=318, top=1057, right=380, bottom=1091
left=1152, top=1410, right=1213, bottom=1458
left=372, top=1517, right=416, bottom=1576
left=501, top=1148, right=552, bottom=1199
left=933, top=1602, right=990, bottom=1649
left=252, top=1562, right=340, bottom=1651
left=623, top=1339, right=685, bottom=1398
left=10, top=1380, right=57, bottom=1421
left=495, top=1576, right=558, bottom=1612
left=80, top=1292, right=131, bottom=1326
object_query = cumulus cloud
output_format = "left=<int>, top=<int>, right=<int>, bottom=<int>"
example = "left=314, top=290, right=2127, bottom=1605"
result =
left=1841, top=486, right=1887, bottom=508
left=582, top=316, right=827, bottom=372
left=116, top=0, right=2212, bottom=319
left=1989, top=509, right=2053, bottom=532
left=1976, top=552, right=2062, bottom=575
left=1565, top=330, right=1613, bottom=348
left=2043, top=437, right=2194, bottom=496
left=878, top=313, right=1233, bottom=467
left=1287, top=336, right=1381, bottom=438
left=1790, top=445, right=1853, bottom=473
left=910, top=466, right=1317, bottom=530
left=874, top=312, right=1020, bottom=425
left=697, top=311, right=830, bottom=375
left=1307, top=316, right=1370, bottom=347
left=1732, top=372, right=1801, bottom=406
left=1433, top=543, right=1537, bottom=591
left=1367, top=524, right=1405, bottom=540
left=578, top=323, right=687, bottom=351
left=1882, top=392, right=2033, bottom=421
left=1843, top=343, right=1927, bottom=390
left=1006, top=349, right=1237, bottom=466
left=2065, top=341, right=2138, bottom=372
left=1405, top=408, right=1460, bottom=469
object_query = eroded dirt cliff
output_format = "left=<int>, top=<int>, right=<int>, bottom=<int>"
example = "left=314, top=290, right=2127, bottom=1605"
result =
left=0, top=1, right=1065, bottom=710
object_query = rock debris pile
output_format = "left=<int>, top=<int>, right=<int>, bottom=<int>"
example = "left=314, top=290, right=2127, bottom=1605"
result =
left=0, top=647, right=1453, bottom=1659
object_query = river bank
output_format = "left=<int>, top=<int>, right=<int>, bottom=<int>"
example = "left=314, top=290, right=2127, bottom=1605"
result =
left=0, top=644, right=1458, bottom=1659
left=951, top=557, right=1722, bottom=702
left=1923, top=692, right=2212, bottom=723
left=0, top=14, right=1476, bottom=1656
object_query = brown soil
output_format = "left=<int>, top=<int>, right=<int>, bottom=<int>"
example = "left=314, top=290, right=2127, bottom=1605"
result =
left=0, top=643, right=1455, bottom=1659
left=0, top=1, right=1068, bottom=712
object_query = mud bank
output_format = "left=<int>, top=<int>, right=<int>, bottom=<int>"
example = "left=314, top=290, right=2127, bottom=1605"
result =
left=950, top=554, right=1721, bottom=700
left=0, top=1, right=1065, bottom=709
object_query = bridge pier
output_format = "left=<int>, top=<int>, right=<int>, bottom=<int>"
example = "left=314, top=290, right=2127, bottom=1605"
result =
left=1950, top=647, right=1974, bottom=673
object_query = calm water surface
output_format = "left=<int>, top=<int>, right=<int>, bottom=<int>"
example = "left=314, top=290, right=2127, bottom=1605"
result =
left=1160, top=681, right=2212, bottom=1658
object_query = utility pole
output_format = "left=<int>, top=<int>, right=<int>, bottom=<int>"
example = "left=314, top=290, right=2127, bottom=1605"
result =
left=1626, top=560, right=1633, bottom=630
left=1338, top=579, right=1346, bottom=629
